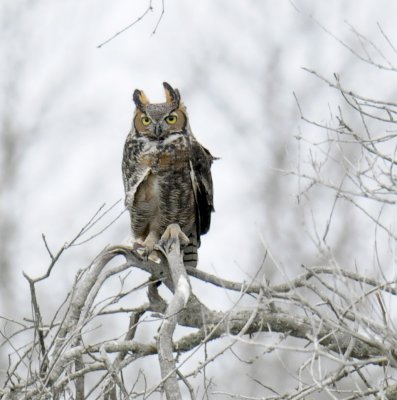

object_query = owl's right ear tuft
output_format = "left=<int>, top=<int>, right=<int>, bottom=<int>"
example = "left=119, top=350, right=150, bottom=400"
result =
left=163, top=82, right=180, bottom=109
left=133, top=89, right=150, bottom=110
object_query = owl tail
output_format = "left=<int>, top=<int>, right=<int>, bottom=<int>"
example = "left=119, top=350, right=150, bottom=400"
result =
left=183, top=233, right=199, bottom=268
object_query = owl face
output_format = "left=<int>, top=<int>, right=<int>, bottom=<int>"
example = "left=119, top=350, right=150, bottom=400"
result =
left=132, top=82, right=187, bottom=140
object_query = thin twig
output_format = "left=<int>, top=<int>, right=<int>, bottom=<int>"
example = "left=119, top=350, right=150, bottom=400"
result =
left=97, top=2, right=154, bottom=48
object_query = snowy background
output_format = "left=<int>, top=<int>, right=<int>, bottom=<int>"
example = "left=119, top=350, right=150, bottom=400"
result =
left=1, top=0, right=397, bottom=397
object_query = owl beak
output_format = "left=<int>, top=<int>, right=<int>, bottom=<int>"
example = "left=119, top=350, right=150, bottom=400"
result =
left=155, top=123, right=162, bottom=137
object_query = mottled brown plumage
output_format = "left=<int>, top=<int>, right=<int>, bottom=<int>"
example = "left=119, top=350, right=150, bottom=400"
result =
left=122, top=82, right=215, bottom=267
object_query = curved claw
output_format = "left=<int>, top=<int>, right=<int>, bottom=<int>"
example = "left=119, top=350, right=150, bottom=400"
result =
left=132, top=243, right=162, bottom=264
left=148, top=250, right=162, bottom=264
left=132, top=242, right=148, bottom=259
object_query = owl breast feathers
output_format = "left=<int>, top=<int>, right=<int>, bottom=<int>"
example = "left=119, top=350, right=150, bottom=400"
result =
left=122, top=82, right=215, bottom=267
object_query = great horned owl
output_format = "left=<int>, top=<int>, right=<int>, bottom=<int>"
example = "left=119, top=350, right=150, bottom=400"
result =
left=122, top=82, right=215, bottom=267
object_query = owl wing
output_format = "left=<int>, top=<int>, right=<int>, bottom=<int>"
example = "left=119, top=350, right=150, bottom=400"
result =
left=122, top=133, right=150, bottom=209
left=190, top=141, right=215, bottom=240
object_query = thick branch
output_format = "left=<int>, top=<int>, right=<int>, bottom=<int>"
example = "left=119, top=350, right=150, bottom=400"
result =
left=5, top=238, right=397, bottom=400
left=156, top=224, right=191, bottom=400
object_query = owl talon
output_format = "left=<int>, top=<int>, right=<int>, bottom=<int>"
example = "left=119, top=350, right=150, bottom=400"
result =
left=132, top=242, right=148, bottom=259
left=136, top=247, right=146, bottom=257
left=148, top=251, right=162, bottom=264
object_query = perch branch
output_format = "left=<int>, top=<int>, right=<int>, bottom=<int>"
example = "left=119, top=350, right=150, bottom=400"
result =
left=156, top=224, right=191, bottom=400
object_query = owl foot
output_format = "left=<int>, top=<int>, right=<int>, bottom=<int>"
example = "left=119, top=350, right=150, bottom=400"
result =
left=148, top=250, right=162, bottom=264
left=132, top=242, right=147, bottom=257
left=158, top=223, right=189, bottom=253
left=132, top=238, right=162, bottom=264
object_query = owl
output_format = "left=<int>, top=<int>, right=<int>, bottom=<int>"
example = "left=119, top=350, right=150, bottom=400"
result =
left=122, top=82, right=215, bottom=267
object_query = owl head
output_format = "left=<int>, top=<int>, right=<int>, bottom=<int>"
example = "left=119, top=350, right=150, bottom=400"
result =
left=132, top=82, right=187, bottom=140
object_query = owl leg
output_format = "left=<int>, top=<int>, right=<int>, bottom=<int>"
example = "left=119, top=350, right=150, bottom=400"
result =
left=158, top=223, right=189, bottom=253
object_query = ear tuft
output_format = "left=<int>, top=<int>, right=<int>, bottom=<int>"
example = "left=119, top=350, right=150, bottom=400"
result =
left=163, top=82, right=180, bottom=108
left=133, top=89, right=150, bottom=110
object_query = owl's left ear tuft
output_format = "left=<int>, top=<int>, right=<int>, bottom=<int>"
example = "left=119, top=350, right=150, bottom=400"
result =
left=163, top=82, right=180, bottom=108
left=133, top=89, right=150, bottom=110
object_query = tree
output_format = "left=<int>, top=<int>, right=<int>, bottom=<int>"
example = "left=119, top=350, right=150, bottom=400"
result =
left=2, top=193, right=397, bottom=398
left=2, top=4, right=397, bottom=400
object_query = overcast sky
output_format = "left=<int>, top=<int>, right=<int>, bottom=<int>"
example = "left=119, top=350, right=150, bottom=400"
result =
left=1, top=0, right=397, bottom=395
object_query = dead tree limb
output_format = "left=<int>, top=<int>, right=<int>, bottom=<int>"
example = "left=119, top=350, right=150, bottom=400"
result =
left=156, top=223, right=191, bottom=400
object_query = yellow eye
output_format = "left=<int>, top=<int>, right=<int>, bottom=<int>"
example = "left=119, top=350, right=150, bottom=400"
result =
left=141, top=115, right=151, bottom=126
left=165, top=115, right=177, bottom=125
